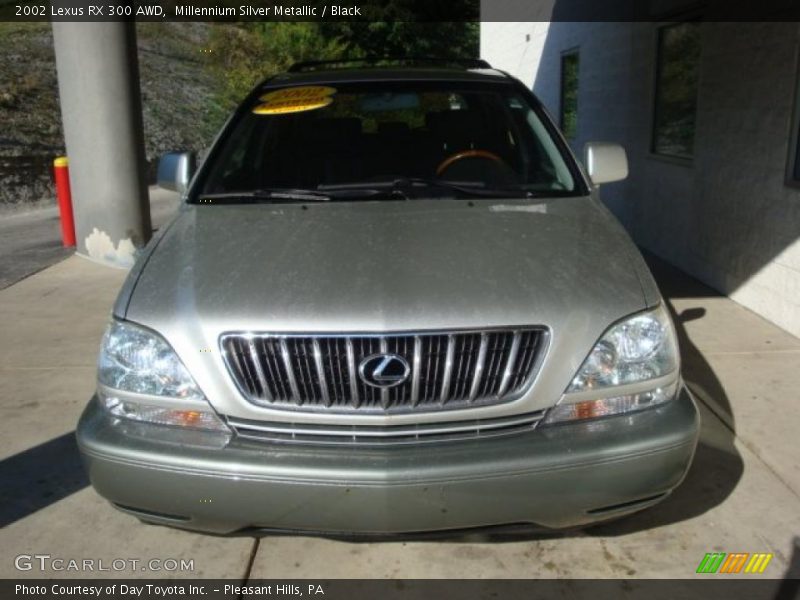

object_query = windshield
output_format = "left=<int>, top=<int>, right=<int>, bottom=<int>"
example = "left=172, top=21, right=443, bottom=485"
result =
left=195, top=80, right=582, bottom=201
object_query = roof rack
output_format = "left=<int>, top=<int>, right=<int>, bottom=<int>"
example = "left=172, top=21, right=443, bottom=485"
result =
left=287, top=57, right=493, bottom=73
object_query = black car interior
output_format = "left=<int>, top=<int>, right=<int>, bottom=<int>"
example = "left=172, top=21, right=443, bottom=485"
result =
left=209, top=93, right=561, bottom=193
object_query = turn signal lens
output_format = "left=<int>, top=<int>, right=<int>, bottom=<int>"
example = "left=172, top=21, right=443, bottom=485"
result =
left=544, top=382, right=678, bottom=425
left=101, top=395, right=230, bottom=433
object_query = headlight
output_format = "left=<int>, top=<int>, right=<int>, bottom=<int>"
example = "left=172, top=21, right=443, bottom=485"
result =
left=97, top=320, right=229, bottom=433
left=545, top=305, right=679, bottom=425
left=567, top=305, right=678, bottom=391
left=99, top=320, right=202, bottom=399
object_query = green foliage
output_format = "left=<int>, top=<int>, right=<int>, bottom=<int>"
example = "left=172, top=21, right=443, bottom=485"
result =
left=206, top=23, right=346, bottom=115
left=205, top=20, right=480, bottom=115
left=320, top=22, right=479, bottom=59
left=320, top=0, right=479, bottom=58
left=560, top=53, right=579, bottom=140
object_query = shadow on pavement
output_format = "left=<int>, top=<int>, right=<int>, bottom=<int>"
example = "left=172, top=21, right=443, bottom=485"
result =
left=0, top=431, right=88, bottom=528
left=774, top=536, right=800, bottom=599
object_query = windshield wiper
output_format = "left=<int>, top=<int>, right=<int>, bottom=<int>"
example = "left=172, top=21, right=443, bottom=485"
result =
left=321, top=178, right=529, bottom=199
left=396, top=178, right=520, bottom=198
left=200, top=182, right=574, bottom=204
left=197, top=188, right=332, bottom=203
left=197, top=186, right=406, bottom=204
left=399, top=179, right=579, bottom=198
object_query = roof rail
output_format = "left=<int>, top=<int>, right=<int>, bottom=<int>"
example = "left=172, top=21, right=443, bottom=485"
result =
left=287, top=57, right=493, bottom=73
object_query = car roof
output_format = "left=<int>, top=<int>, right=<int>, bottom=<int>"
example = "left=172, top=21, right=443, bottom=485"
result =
left=260, top=67, right=514, bottom=90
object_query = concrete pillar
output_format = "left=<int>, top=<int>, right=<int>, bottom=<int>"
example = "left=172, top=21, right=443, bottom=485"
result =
left=51, top=22, right=151, bottom=268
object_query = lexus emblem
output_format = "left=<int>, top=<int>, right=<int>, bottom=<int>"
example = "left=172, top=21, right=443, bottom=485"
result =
left=358, top=353, right=411, bottom=388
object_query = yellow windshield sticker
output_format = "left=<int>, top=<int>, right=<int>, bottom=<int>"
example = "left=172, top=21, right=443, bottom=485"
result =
left=252, top=86, right=337, bottom=115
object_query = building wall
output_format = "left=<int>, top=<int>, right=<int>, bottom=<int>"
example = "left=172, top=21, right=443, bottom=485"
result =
left=481, top=21, right=800, bottom=337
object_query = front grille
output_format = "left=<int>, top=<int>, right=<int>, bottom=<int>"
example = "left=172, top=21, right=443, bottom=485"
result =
left=221, top=328, right=547, bottom=414
left=227, top=410, right=547, bottom=446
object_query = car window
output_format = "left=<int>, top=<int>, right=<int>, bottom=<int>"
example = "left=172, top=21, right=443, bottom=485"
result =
left=198, top=81, right=579, bottom=198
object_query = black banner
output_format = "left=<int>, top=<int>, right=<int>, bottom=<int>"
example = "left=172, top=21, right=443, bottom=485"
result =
left=2, top=579, right=799, bottom=600
left=2, top=0, right=800, bottom=22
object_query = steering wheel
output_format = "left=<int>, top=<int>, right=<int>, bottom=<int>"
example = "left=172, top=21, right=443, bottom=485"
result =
left=436, top=149, right=508, bottom=177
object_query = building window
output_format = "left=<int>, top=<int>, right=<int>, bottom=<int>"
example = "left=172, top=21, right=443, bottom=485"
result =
left=789, top=70, right=800, bottom=184
left=652, top=22, right=701, bottom=159
left=791, top=126, right=800, bottom=184
left=560, top=50, right=579, bottom=140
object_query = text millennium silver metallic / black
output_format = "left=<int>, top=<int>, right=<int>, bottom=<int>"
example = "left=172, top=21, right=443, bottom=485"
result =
left=174, top=5, right=362, bottom=17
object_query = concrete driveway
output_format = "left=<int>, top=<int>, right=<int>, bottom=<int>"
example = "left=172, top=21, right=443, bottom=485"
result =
left=1, top=221, right=799, bottom=580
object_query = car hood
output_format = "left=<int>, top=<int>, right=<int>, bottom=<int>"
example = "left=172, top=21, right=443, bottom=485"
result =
left=123, top=196, right=653, bottom=420
left=127, top=196, right=646, bottom=330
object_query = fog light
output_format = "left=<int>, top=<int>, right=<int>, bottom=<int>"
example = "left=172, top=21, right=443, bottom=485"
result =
left=543, top=382, right=678, bottom=425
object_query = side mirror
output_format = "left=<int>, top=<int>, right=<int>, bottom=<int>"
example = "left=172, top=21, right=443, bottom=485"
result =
left=157, top=151, right=195, bottom=193
left=584, top=142, right=628, bottom=185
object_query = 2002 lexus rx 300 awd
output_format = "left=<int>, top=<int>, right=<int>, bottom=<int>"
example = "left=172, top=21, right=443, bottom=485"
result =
left=77, top=59, right=700, bottom=535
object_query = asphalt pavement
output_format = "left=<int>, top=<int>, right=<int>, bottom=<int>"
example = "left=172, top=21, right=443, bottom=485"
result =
left=0, top=187, right=180, bottom=290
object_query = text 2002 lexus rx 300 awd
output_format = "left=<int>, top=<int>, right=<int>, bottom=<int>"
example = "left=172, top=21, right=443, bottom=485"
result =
left=77, top=59, right=699, bottom=535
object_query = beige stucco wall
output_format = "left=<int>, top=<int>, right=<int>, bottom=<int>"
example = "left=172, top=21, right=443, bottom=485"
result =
left=481, top=21, right=800, bottom=337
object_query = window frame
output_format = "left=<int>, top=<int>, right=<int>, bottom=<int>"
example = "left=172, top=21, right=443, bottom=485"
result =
left=559, top=48, right=580, bottom=141
left=785, top=42, right=800, bottom=188
left=650, top=21, right=702, bottom=163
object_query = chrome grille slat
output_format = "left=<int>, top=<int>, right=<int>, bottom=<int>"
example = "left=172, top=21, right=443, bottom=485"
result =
left=450, top=335, right=470, bottom=400
left=509, top=331, right=541, bottom=391
left=379, top=337, right=389, bottom=409
left=247, top=338, right=271, bottom=402
left=421, top=337, right=434, bottom=402
left=477, top=333, right=498, bottom=398
left=312, top=338, right=331, bottom=407
left=257, top=339, right=279, bottom=399
left=329, top=339, right=348, bottom=406
left=468, top=333, right=489, bottom=401
left=279, top=338, right=302, bottom=403
left=221, top=328, right=546, bottom=414
left=266, top=339, right=291, bottom=400
left=298, top=339, right=319, bottom=401
left=345, top=338, right=360, bottom=408
left=226, top=339, right=253, bottom=395
left=480, top=333, right=511, bottom=397
left=439, top=335, right=455, bottom=404
left=496, top=331, right=522, bottom=397
left=411, top=336, right=422, bottom=407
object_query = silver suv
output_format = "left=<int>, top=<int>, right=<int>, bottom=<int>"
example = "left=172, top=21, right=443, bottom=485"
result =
left=77, top=59, right=700, bottom=535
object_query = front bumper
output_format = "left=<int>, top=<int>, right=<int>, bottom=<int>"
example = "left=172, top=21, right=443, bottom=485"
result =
left=76, top=386, right=699, bottom=535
